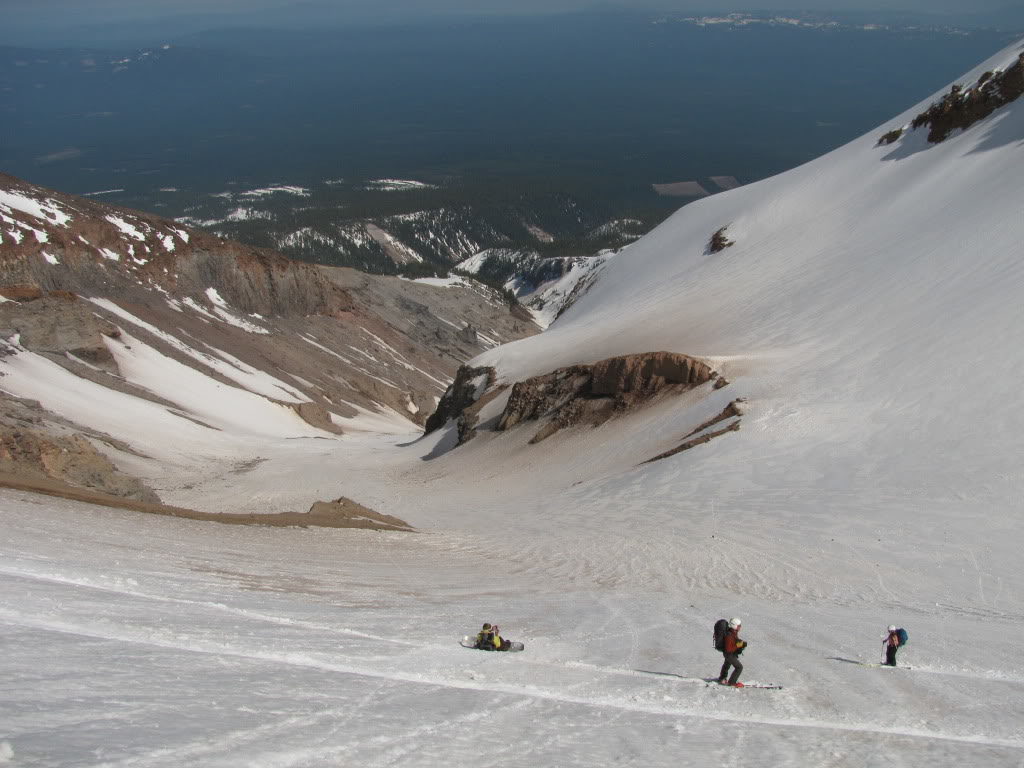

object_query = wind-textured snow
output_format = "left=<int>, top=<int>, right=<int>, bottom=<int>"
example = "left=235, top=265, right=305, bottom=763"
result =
left=3, top=41, right=1024, bottom=768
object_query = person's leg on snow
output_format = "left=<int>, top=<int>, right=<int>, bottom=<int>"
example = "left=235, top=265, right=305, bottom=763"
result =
left=727, top=654, right=743, bottom=685
left=886, top=644, right=898, bottom=666
left=718, top=655, right=732, bottom=683
left=719, top=653, right=742, bottom=685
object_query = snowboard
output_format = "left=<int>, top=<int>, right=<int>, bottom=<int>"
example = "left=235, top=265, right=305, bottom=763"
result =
left=460, top=636, right=525, bottom=652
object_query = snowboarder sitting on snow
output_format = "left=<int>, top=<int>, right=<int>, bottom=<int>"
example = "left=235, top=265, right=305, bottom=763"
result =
left=883, top=625, right=904, bottom=666
left=475, top=623, right=511, bottom=651
left=718, top=617, right=747, bottom=687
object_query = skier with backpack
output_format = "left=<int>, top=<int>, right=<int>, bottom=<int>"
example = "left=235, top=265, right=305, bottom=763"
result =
left=714, top=617, right=747, bottom=687
left=883, top=625, right=908, bottom=666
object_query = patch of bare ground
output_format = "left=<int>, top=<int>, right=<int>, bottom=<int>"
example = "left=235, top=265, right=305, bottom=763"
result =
left=0, top=473, right=414, bottom=531
left=643, top=399, right=745, bottom=464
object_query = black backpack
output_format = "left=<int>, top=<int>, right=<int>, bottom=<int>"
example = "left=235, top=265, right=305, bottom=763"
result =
left=713, top=619, right=729, bottom=651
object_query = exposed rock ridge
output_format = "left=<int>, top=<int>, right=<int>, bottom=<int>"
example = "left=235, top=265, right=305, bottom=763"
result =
left=643, top=399, right=744, bottom=464
left=422, top=352, right=721, bottom=450
left=880, top=53, right=1024, bottom=146
left=0, top=172, right=352, bottom=319
left=307, top=497, right=415, bottom=532
left=424, top=364, right=497, bottom=444
left=497, top=352, right=717, bottom=444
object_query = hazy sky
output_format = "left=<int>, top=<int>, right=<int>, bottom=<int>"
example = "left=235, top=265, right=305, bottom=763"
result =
left=5, top=0, right=1017, bottom=18
left=4, top=0, right=1019, bottom=47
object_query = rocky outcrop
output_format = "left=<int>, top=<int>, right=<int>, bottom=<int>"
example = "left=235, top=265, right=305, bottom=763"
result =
left=883, top=53, right=1024, bottom=146
left=708, top=226, right=734, bottom=254
left=496, top=352, right=718, bottom=444
left=291, top=402, right=344, bottom=434
left=643, top=399, right=744, bottom=464
left=0, top=293, right=121, bottom=371
left=306, top=497, right=414, bottom=532
left=424, top=365, right=497, bottom=440
left=0, top=428, right=159, bottom=502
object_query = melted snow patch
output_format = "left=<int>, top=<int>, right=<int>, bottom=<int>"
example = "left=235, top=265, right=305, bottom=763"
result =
left=361, top=179, right=436, bottom=191
left=87, top=298, right=299, bottom=402
left=329, top=400, right=419, bottom=434
left=405, top=276, right=472, bottom=288
left=226, top=207, right=274, bottom=222
left=0, top=189, right=71, bottom=226
left=182, top=296, right=217, bottom=322
left=238, top=185, right=310, bottom=198
left=204, top=288, right=269, bottom=334
left=104, top=214, right=146, bottom=241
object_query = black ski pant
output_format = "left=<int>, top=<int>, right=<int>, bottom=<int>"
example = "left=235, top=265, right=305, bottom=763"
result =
left=885, top=645, right=898, bottom=666
left=719, top=653, right=743, bottom=684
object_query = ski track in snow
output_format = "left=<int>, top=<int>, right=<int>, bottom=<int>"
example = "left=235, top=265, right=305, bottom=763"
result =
left=4, top=606, right=1023, bottom=754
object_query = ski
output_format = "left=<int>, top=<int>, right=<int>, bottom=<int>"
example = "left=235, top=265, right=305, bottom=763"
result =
left=632, top=671, right=783, bottom=689
left=861, top=663, right=912, bottom=670
left=705, top=681, right=784, bottom=690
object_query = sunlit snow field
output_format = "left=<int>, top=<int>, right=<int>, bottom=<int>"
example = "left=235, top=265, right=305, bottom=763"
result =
left=3, top=36, right=1024, bottom=768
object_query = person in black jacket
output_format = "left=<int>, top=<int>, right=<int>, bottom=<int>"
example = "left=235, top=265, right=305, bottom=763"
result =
left=883, top=625, right=902, bottom=666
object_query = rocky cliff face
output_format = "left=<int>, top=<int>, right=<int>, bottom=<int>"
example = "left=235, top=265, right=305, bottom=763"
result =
left=427, top=351, right=727, bottom=449
left=0, top=173, right=540, bottom=501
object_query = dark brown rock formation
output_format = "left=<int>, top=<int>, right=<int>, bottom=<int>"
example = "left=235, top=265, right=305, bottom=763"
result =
left=495, top=352, right=718, bottom=444
left=708, top=226, right=734, bottom=254
left=899, top=53, right=1024, bottom=145
left=423, top=365, right=497, bottom=439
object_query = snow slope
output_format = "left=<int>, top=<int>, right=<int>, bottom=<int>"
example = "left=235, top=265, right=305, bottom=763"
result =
left=3, top=41, right=1024, bottom=768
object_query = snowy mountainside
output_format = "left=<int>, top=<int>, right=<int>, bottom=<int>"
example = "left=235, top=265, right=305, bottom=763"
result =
left=419, top=39, right=1024, bottom=605
left=5, top=41, right=1024, bottom=768
left=0, top=172, right=538, bottom=503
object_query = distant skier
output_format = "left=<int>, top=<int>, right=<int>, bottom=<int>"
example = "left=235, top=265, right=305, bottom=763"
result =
left=475, top=622, right=512, bottom=651
left=717, top=617, right=747, bottom=687
left=883, top=625, right=906, bottom=666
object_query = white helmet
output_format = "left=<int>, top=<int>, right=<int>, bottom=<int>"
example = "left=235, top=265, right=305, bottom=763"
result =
left=888, top=625, right=896, bottom=632
left=729, top=618, right=742, bottom=629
